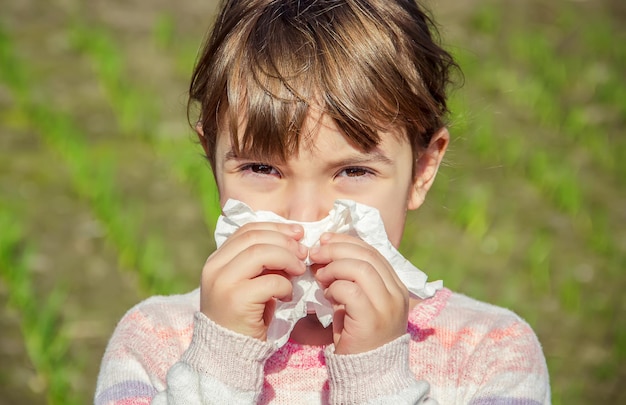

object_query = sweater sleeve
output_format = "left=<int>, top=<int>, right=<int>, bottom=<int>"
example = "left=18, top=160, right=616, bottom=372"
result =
left=324, top=334, right=437, bottom=405
left=152, top=313, right=276, bottom=404
left=95, top=304, right=275, bottom=405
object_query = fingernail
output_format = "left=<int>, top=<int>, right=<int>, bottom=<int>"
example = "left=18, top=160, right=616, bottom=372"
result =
left=320, top=233, right=331, bottom=243
left=290, top=224, right=303, bottom=234
left=309, top=245, right=320, bottom=254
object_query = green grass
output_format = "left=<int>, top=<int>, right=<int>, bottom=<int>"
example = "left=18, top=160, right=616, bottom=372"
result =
left=69, top=17, right=222, bottom=231
left=0, top=212, right=79, bottom=405
left=0, top=1, right=624, bottom=404
left=0, top=28, right=181, bottom=297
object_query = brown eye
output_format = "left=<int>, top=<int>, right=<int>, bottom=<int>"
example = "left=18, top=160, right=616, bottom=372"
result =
left=242, top=164, right=280, bottom=176
left=340, top=167, right=371, bottom=177
left=251, top=164, right=273, bottom=174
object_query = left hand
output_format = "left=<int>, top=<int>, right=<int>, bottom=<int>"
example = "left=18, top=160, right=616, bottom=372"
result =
left=309, top=232, right=409, bottom=355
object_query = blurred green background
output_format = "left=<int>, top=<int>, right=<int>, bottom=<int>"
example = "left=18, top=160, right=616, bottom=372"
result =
left=0, top=0, right=624, bottom=404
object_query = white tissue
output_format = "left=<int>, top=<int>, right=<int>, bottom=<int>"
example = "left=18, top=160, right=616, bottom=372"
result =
left=214, top=199, right=443, bottom=348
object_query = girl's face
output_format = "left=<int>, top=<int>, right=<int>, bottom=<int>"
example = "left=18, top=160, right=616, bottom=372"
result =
left=212, top=111, right=447, bottom=248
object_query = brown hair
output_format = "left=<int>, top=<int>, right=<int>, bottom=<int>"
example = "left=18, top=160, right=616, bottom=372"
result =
left=189, top=0, right=459, bottom=173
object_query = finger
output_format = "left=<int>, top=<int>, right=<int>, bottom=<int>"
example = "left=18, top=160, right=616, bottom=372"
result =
left=220, top=221, right=304, bottom=250
left=316, top=258, right=391, bottom=302
left=217, top=222, right=305, bottom=262
left=316, top=233, right=403, bottom=286
left=207, top=226, right=308, bottom=270
left=324, top=279, right=377, bottom=321
left=218, top=243, right=307, bottom=282
left=332, top=304, right=346, bottom=345
left=239, top=273, right=295, bottom=304
left=311, top=238, right=404, bottom=296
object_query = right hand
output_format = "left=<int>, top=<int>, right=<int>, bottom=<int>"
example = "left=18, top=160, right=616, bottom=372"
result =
left=200, top=222, right=307, bottom=341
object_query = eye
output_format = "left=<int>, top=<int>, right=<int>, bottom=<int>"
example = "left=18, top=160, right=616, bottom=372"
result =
left=337, top=167, right=373, bottom=178
left=241, top=163, right=280, bottom=177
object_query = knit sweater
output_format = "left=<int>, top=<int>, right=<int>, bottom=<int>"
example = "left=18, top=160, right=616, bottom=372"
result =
left=95, top=288, right=550, bottom=404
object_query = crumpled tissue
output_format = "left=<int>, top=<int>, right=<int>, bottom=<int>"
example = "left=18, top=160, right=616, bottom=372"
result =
left=214, top=198, right=443, bottom=348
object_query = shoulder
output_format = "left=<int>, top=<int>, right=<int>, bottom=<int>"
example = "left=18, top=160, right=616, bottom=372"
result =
left=411, top=288, right=548, bottom=372
left=408, top=289, right=550, bottom=402
left=445, top=291, right=546, bottom=363
left=96, top=289, right=201, bottom=398
left=444, top=290, right=530, bottom=327
left=118, top=288, right=200, bottom=329
left=103, top=289, right=200, bottom=368
left=411, top=288, right=539, bottom=335
left=442, top=291, right=542, bottom=348
left=409, top=288, right=547, bottom=364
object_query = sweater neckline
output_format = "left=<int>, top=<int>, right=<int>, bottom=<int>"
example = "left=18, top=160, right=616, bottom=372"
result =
left=281, top=288, right=451, bottom=353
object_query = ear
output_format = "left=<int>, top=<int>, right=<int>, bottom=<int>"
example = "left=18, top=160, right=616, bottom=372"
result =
left=195, top=121, right=211, bottom=157
left=407, top=127, right=449, bottom=210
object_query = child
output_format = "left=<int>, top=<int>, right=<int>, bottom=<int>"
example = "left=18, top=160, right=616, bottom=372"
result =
left=95, top=0, right=550, bottom=403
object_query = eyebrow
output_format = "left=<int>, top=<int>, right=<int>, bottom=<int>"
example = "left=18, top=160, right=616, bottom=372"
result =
left=222, top=149, right=283, bottom=163
left=222, top=150, right=239, bottom=161
left=328, top=150, right=395, bottom=167
left=222, top=148, right=395, bottom=166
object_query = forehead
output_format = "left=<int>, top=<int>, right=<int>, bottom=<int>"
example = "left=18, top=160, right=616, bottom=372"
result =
left=217, top=110, right=411, bottom=164
left=216, top=106, right=408, bottom=161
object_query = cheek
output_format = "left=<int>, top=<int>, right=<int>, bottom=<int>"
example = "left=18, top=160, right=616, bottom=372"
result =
left=218, top=187, right=251, bottom=208
left=217, top=181, right=276, bottom=212
left=371, top=186, right=413, bottom=247
left=216, top=178, right=245, bottom=207
left=359, top=195, right=408, bottom=247
left=381, top=210, right=408, bottom=248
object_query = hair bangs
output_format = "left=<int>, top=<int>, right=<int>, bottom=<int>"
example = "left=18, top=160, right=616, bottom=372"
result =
left=224, top=7, right=316, bottom=163
left=190, top=0, right=459, bottom=170
left=223, top=0, right=423, bottom=162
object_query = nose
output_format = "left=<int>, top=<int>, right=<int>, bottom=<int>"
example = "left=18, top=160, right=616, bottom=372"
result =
left=282, top=181, right=333, bottom=222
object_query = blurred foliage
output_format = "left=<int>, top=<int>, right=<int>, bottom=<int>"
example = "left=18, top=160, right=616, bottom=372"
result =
left=0, top=0, right=624, bottom=404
